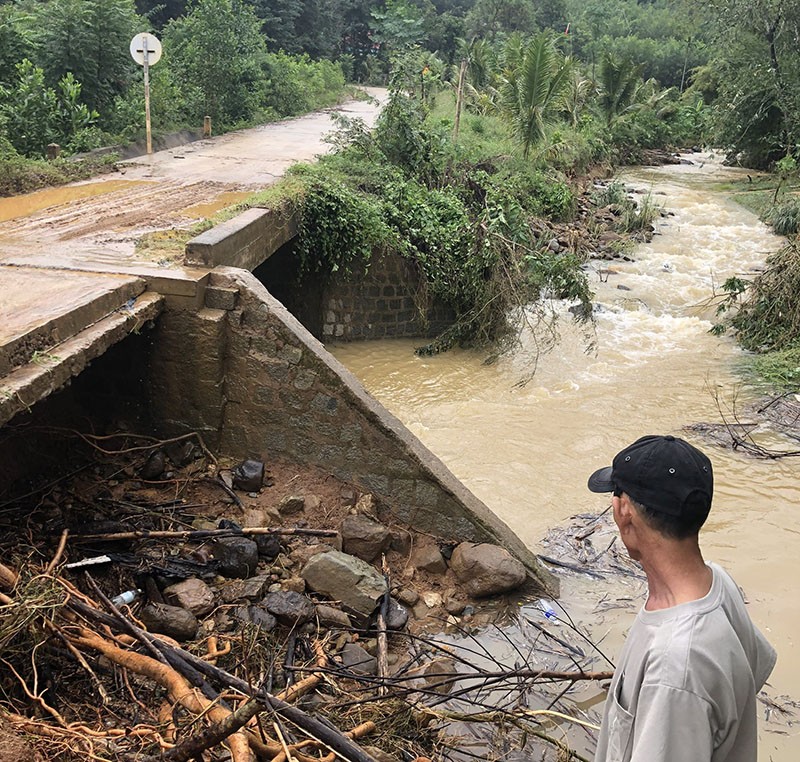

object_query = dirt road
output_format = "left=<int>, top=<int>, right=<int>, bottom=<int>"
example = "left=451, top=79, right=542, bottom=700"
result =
left=0, top=89, right=387, bottom=270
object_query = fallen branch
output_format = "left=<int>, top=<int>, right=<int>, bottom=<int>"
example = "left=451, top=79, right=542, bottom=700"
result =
left=133, top=693, right=266, bottom=762
left=72, top=527, right=338, bottom=542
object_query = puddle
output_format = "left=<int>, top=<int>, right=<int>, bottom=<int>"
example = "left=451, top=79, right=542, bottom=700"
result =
left=0, top=180, right=151, bottom=223
left=180, top=191, right=252, bottom=219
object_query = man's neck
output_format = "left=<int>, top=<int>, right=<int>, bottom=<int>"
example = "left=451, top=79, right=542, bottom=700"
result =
left=640, top=545, right=713, bottom=611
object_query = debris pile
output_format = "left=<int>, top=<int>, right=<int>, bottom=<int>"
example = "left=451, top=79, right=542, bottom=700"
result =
left=0, top=430, right=613, bottom=761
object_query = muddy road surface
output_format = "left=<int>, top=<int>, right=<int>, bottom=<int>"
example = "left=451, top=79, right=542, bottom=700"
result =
left=0, top=89, right=387, bottom=269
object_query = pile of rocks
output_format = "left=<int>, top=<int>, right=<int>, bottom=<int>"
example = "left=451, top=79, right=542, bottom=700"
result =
left=135, top=488, right=531, bottom=677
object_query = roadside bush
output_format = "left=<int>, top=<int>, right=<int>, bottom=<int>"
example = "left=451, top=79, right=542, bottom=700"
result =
left=261, top=53, right=345, bottom=118
left=0, top=153, right=118, bottom=197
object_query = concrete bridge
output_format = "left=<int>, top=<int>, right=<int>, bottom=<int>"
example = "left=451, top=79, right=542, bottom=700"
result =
left=0, top=92, right=557, bottom=595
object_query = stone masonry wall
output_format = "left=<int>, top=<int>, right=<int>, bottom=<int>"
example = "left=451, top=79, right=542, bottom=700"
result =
left=203, top=267, right=556, bottom=596
left=321, top=253, right=455, bottom=341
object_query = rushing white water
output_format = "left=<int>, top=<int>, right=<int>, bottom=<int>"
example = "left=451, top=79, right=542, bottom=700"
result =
left=332, top=155, right=800, bottom=759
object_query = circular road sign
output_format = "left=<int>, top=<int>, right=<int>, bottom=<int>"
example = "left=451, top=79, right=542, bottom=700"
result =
left=130, top=33, right=162, bottom=66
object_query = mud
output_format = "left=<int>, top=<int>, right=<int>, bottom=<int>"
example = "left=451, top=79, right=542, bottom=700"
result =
left=0, top=91, right=387, bottom=270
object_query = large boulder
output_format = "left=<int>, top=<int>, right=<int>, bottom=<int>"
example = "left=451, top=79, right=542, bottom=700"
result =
left=449, top=543, right=526, bottom=597
left=301, top=550, right=387, bottom=616
left=340, top=515, right=390, bottom=562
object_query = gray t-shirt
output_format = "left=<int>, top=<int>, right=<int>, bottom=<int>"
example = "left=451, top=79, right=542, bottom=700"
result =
left=594, top=562, right=776, bottom=762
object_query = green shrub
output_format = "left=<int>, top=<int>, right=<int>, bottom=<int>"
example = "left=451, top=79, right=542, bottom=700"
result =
left=751, top=348, right=800, bottom=390
left=728, top=243, right=800, bottom=352
left=767, top=200, right=800, bottom=236
left=262, top=53, right=345, bottom=118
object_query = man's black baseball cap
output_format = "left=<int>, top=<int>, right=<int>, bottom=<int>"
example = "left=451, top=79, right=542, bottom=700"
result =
left=587, top=435, right=713, bottom=517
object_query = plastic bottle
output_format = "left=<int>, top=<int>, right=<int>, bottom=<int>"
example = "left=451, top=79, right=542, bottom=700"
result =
left=111, top=589, right=140, bottom=607
left=537, top=598, right=559, bottom=623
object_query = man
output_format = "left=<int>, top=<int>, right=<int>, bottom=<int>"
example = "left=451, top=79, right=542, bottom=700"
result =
left=587, top=434, right=776, bottom=762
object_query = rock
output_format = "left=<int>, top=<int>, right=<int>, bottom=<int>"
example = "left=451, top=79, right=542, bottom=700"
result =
left=305, top=495, right=321, bottom=514
left=140, top=603, right=198, bottom=641
left=617, top=284, right=632, bottom=291
left=212, top=536, right=259, bottom=579
left=219, top=575, right=270, bottom=604
left=410, top=544, right=447, bottom=575
left=232, top=460, right=264, bottom=491
left=163, top=578, right=215, bottom=616
left=547, top=238, right=561, bottom=253
left=340, top=643, right=377, bottom=675
left=396, top=588, right=419, bottom=606
left=140, top=450, right=166, bottom=480
left=289, top=543, right=330, bottom=568
left=316, top=604, right=352, bottom=629
left=279, top=495, right=305, bottom=515
left=340, top=515, right=390, bottom=562
left=422, top=591, right=443, bottom=608
left=444, top=597, right=467, bottom=616
left=449, top=543, right=527, bottom=597
left=282, top=576, right=306, bottom=594
left=166, top=439, right=195, bottom=466
left=233, top=605, right=276, bottom=632
left=385, top=598, right=409, bottom=630
left=255, top=532, right=282, bottom=560
left=598, top=231, right=622, bottom=244
left=241, top=508, right=270, bottom=527
left=301, top=550, right=387, bottom=616
left=262, top=591, right=316, bottom=626
left=388, top=528, right=412, bottom=555
left=340, top=488, right=356, bottom=505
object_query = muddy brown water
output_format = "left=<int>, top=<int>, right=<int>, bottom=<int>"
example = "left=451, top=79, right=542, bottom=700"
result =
left=332, top=156, right=800, bottom=759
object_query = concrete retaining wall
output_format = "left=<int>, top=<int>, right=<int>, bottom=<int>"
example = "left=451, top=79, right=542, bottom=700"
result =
left=184, top=206, right=456, bottom=343
left=154, top=267, right=555, bottom=595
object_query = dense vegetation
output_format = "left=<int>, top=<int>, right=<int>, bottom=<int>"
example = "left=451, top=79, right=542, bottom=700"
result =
left=2, top=0, right=797, bottom=170
left=3, top=0, right=800, bottom=358
left=289, top=89, right=595, bottom=354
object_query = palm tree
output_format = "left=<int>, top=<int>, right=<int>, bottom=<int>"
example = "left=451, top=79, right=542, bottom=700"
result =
left=499, top=34, right=573, bottom=159
left=598, top=52, right=643, bottom=125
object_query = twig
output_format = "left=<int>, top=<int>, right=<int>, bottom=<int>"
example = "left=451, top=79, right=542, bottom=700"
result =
left=376, top=555, right=390, bottom=696
left=44, top=529, right=69, bottom=575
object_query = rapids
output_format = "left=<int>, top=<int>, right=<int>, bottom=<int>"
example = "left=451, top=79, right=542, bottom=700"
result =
left=332, top=155, right=800, bottom=759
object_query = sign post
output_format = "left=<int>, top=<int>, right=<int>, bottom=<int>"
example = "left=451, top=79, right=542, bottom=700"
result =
left=129, top=33, right=162, bottom=155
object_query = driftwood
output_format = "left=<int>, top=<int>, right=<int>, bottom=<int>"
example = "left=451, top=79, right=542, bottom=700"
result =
left=376, top=556, right=390, bottom=696
left=69, top=596, right=378, bottom=762
left=72, top=526, right=338, bottom=541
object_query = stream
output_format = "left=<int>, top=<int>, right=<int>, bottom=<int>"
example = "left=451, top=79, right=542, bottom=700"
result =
left=331, top=155, right=800, bottom=759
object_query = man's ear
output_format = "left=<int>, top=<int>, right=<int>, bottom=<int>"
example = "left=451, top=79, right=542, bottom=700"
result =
left=613, top=494, right=634, bottom=529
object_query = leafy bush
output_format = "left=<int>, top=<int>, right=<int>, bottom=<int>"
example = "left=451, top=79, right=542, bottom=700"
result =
left=261, top=53, right=344, bottom=118
left=0, top=153, right=118, bottom=197
left=727, top=244, right=800, bottom=352
left=293, top=90, right=590, bottom=353
left=751, top=348, right=800, bottom=390
left=766, top=200, right=800, bottom=236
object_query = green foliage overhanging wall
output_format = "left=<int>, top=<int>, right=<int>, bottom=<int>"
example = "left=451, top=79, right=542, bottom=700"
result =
left=292, top=90, right=591, bottom=354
